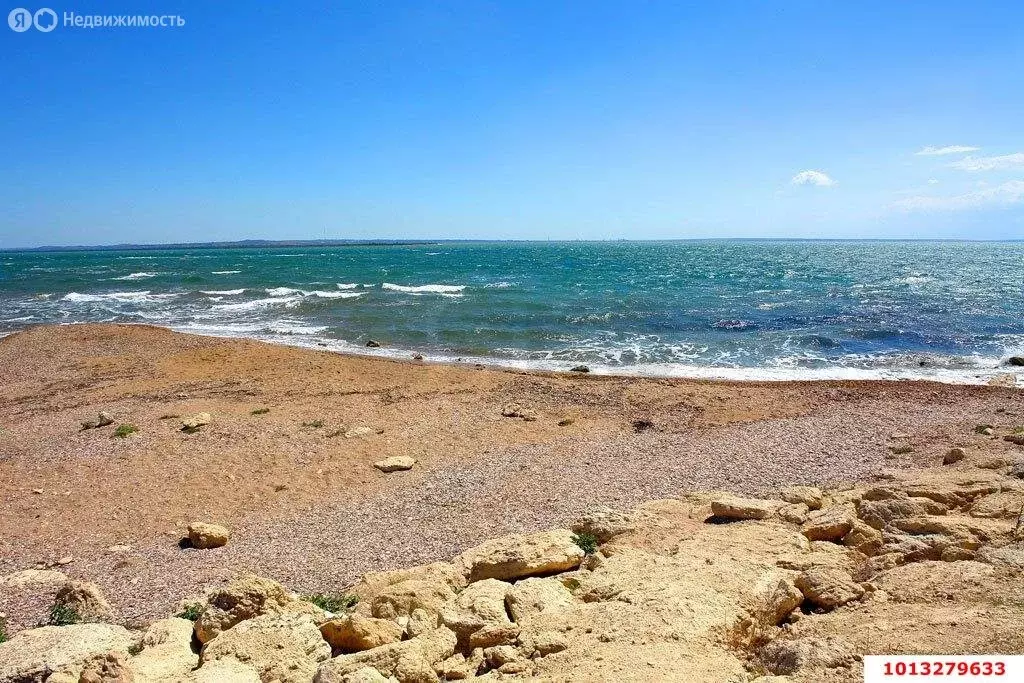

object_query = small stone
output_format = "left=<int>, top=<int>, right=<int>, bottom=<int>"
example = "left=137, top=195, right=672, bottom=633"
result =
left=943, top=448, right=967, bottom=465
left=187, top=522, right=230, bottom=549
left=412, top=353, right=423, bottom=360
left=570, top=365, right=590, bottom=373
left=365, top=339, right=381, bottom=348
left=801, top=505, right=854, bottom=542
left=54, top=580, right=113, bottom=622
left=794, top=568, right=864, bottom=611
left=976, top=456, right=1011, bottom=470
left=1007, top=356, right=1024, bottom=367
left=181, top=413, right=212, bottom=432
left=373, top=456, right=415, bottom=473
left=501, top=403, right=537, bottom=421
left=32, top=488, right=44, bottom=495
left=56, top=556, right=73, bottom=565
left=780, top=486, right=823, bottom=510
left=96, top=411, right=115, bottom=427
left=344, top=426, right=375, bottom=439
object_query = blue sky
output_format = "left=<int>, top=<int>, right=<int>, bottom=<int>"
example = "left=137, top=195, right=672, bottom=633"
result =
left=2, top=1, right=1023, bottom=247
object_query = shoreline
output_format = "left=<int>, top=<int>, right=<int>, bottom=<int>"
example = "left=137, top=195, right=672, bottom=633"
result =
left=6, top=321, right=1020, bottom=388
left=1, top=323, right=1021, bottom=635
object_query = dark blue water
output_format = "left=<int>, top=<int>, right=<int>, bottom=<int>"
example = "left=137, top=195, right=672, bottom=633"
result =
left=1, top=241, right=1022, bottom=382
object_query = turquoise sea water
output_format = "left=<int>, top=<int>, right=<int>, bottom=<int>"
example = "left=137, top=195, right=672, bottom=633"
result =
left=1, top=240, right=1022, bottom=383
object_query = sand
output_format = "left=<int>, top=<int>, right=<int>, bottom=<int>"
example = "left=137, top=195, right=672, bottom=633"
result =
left=1, top=323, right=1021, bottom=631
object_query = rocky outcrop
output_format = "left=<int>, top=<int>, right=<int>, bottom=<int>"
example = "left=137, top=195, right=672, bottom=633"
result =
left=194, top=575, right=293, bottom=644
left=313, top=626, right=457, bottom=683
left=200, top=613, right=330, bottom=683
left=455, top=529, right=585, bottom=582
left=0, top=624, right=135, bottom=683
left=320, top=615, right=404, bottom=654
left=54, top=579, right=114, bottom=622
left=710, top=495, right=779, bottom=520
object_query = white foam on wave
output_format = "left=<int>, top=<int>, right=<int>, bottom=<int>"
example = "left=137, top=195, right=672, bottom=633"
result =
left=113, top=272, right=159, bottom=281
left=201, top=289, right=246, bottom=295
left=267, top=322, right=329, bottom=335
left=336, top=283, right=360, bottom=290
left=212, top=270, right=241, bottom=275
left=265, top=287, right=364, bottom=299
left=62, top=291, right=179, bottom=304
left=382, top=282, right=466, bottom=296
left=484, top=281, right=514, bottom=289
left=266, top=287, right=301, bottom=296
left=212, top=296, right=302, bottom=312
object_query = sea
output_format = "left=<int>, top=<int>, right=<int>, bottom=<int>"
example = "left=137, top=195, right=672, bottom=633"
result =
left=1, top=240, right=1022, bottom=384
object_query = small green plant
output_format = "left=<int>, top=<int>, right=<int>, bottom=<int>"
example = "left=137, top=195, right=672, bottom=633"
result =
left=301, top=420, right=324, bottom=429
left=975, top=424, right=993, bottom=434
left=176, top=602, right=204, bottom=621
left=49, top=603, right=81, bottom=626
left=571, top=532, right=599, bottom=555
left=0, top=616, right=8, bottom=644
left=113, top=424, right=139, bottom=439
left=303, top=593, right=358, bottom=613
left=128, top=641, right=145, bottom=656
left=251, top=408, right=270, bottom=416
left=561, top=577, right=581, bottom=591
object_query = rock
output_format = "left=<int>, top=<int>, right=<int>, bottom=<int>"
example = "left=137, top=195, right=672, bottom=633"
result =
left=314, top=626, right=457, bottom=683
left=345, top=426, right=375, bottom=439
left=759, top=636, right=856, bottom=675
left=321, top=614, right=404, bottom=653
left=366, top=340, right=381, bottom=348
left=181, top=413, right=212, bottom=432
left=857, top=496, right=947, bottom=530
left=570, top=506, right=644, bottom=544
left=519, top=630, right=568, bottom=657
left=194, top=574, right=293, bottom=644
left=570, top=365, right=590, bottom=373
left=505, top=577, right=574, bottom=622
left=79, top=651, right=134, bottom=683
left=0, top=568, right=68, bottom=590
left=456, top=529, right=585, bottom=582
left=200, top=613, right=331, bottom=683
left=976, top=456, right=1011, bottom=469
left=710, top=495, right=778, bottom=521
left=0, top=624, right=135, bottom=683
left=54, top=580, right=113, bottom=622
left=777, top=503, right=809, bottom=525
left=793, top=568, right=864, bottom=610
left=129, top=617, right=198, bottom=682
left=349, top=563, right=466, bottom=602
left=800, top=505, right=854, bottom=542
left=483, top=644, right=522, bottom=669
left=439, top=579, right=513, bottom=649
left=842, top=520, right=883, bottom=555
left=97, top=412, right=115, bottom=427
left=780, top=486, right=823, bottom=510
left=977, top=544, right=1024, bottom=569
left=754, top=576, right=803, bottom=626
left=339, top=668, right=397, bottom=683
left=412, top=353, right=423, bottom=361
left=368, top=578, right=456, bottom=622
left=373, top=456, right=415, bottom=473
left=1010, top=463, right=1024, bottom=480
left=1007, top=356, right=1024, bottom=366
left=500, top=403, right=537, bottom=421
left=187, top=522, right=230, bottom=549
left=186, top=659, right=261, bottom=682
left=466, top=623, right=519, bottom=649
left=943, top=448, right=967, bottom=465
left=971, top=492, right=1024, bottom=518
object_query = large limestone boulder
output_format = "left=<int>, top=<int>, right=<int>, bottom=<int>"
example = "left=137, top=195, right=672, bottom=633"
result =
left=129, top=617, right=198, bottom=682
left=349, top=563, right=466, bottom=602
left=570, top=507, right=646, bottom=544
left=186, top=659, right=261, bottom=682
left=780, top=486, right=823, bottom=510
left=793, top=568, right=864, bottom=610
left=841, top=520, right=883, bottom=556
left=505, top=577, right=574, bottom=623
left=194, top=575, right=293, bottom=644
left=200, top=613, right=330, bottom=683
left=314, top=626, right=457, bottom=683
left=367, top=579, right=455, bottom=621
left=970, top=491, right=1024, bottom=519
left=857, top=496, right=947, bottom=529
left=320, top=614, right=404, bottom=653
left=751, top=575, right=803, bottom=627
left=800, top=505, right=855, bottom=542
left=0, top=624, right=135, bottom=683
left=54, top=580, right=114, bottom=622
left=455, top=529, right=585, bottom=582
left=710, top=495, right=778, bottom=521
left=188, top=522, right=230, bottom=550
left=439, top=579, right=515, bottom=649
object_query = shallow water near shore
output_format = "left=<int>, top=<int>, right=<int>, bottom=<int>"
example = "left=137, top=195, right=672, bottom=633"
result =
left=1, top=240, right=1022, bottom=383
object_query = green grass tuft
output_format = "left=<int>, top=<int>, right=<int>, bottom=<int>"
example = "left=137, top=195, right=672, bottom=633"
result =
left=113, top=424, right=139, bottom=439
left=49, top=603, right=81, bottom=626
left=571, top=532, right=599, bottom=555
left=176, top=603, right=204, bottom=621
left=303, top=593, right=358, bottom=613
left=251, top=408, right=270, bottom=416
left=0, top=616, right=7, bottom=644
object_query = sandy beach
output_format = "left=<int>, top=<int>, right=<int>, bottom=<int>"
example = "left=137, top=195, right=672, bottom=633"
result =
left=2, top=323, right=1021, bottom=635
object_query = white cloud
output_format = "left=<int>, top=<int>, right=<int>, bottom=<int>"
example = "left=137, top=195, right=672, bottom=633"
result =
left=790, top=170, right=836, bottom=187
left=894, top=180, right=1024, bottom=211
left=915, top=145, right=979, bottom=156
left=927, top=179, right=939, bottom=185
left=948, top=152, right=1024, bottom=172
